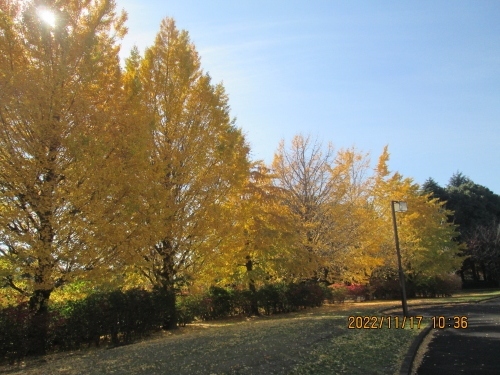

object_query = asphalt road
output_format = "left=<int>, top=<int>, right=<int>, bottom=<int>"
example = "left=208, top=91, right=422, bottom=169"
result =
left=411, top=297, right=500, bottom=374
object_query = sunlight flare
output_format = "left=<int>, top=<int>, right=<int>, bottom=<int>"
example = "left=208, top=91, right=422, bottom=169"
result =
left=37, top=7, right=56, bottom=28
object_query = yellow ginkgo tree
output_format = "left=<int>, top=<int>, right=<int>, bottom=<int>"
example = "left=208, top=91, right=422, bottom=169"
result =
left=200, top=163, right=310, bottom=291
left=0, top=0, right=140, bottom=354
left=361, top=147, right=463, bottom=289
left=126, top=18, right=251, bottom=328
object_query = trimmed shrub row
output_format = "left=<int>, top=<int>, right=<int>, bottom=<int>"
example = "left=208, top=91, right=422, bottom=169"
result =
left=0, top=282, right=326, bottom=363
left=51, top=288, right=173, bottom=349
left=409, top=274, right=462, bottom=298
left=369, top=268, right=462, bottom=299
left=177, top=282, right=326, bottom=325
left=0, top=288, right=172, bottom=363
left=0, top=302, right=32, bottom=364
left=327, top=284, right=369, bottom=303
left=326, top=274, right=461, bottom=303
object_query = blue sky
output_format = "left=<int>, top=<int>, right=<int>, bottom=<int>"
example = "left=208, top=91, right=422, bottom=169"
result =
left=115, top=0, right=500, bottom=193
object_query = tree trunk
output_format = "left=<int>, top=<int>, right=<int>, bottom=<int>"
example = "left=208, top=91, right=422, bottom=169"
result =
left=473, top=262, right=480, bottom=281
left=480, top=262, right=488, bottom=281
left=163, top=287, right=178, bottom=330
left=157, top=240, right=178, bottom=330
left=28, top=289, right=52, bottom=356
left=245, top=256, right=259, bottom=316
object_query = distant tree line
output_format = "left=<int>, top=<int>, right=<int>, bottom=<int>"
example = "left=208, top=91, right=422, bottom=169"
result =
left=423, top=172, right=500, bottom=287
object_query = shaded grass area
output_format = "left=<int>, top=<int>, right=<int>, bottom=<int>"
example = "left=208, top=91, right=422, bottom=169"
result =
left=1, top=289, right=497, bottom=375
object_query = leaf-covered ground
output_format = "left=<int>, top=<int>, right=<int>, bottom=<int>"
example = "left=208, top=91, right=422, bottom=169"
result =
left=0, top=302, right=423, bottom=375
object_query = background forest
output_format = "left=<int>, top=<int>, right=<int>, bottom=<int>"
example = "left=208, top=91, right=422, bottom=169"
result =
left=1, top=0, right=499, bottom=360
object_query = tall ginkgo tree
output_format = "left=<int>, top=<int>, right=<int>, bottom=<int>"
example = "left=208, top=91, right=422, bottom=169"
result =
left=271, top=135, right=336, bottom=280
left=128, top=18, right=250, bottom=328
left=361, top=147, right=463, bottom=286
left=320, top=147, right=378, bottom=282
left=201, top=163, right=308, bottom=290
left=271, top=135, right=377, bottom=283
left=0, top=0, right=137, bottom=353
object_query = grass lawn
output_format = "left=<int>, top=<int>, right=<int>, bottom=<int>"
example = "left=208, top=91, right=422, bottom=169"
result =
left=290, top=306, right=423, bottom=375
left=408, top=288, right=500, bottom=304
left=1, top=289, right=498, bottom=375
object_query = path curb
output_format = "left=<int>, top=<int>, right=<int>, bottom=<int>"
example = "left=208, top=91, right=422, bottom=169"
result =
left=398, top=324, right=432, bottom=375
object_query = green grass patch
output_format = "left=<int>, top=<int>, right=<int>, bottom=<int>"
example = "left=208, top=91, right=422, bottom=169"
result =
left=290, top=308, right=423, bottom=375
left=403, top=288, right=500, bottom=307
left=444, top=288, right=500, bottom=301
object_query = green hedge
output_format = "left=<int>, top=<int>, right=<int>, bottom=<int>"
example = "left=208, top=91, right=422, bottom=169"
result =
left=0, top=302, right=32, bottom=364
left=369, top=267, right=462, bottom=299
left=411, top=274, right=462, bottom=297
left=0, top=288, right=174, bottom=363
left=0, top=282, right=328, bottom=363
left=54, top=288, right=168, bottom=349
left=176, top=282, right=327, bottom=320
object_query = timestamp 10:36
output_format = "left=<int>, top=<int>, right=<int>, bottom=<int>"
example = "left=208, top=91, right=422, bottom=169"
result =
left=347, top=315, right=469, bottom=329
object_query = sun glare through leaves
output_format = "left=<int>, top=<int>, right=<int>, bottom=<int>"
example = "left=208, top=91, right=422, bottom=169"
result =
left=37, top=7, right=56, bottom=28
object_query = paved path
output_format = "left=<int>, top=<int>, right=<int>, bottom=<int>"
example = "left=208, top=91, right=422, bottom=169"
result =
left=411, top=297, right=500, bottom=374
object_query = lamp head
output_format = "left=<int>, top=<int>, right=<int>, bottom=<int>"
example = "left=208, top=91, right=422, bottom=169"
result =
left=393, top=201, right=408, bottom=212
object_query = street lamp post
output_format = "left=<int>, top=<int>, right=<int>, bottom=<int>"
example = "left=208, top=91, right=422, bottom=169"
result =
left=391, top=200, right=409, bottom=317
